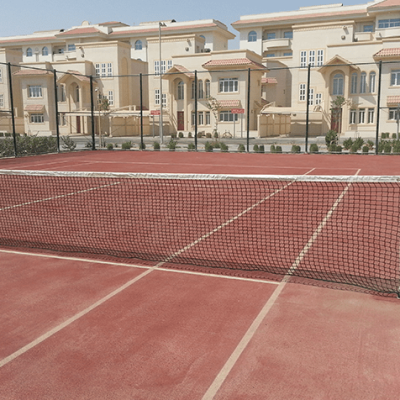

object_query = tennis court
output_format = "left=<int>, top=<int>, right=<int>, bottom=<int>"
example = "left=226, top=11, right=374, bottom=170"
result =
left=1, top=151, right=400, bottom=399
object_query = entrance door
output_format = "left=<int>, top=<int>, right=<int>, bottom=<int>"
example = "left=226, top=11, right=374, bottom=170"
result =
left=330, top=108, right=342, bottom=133
left=177, top=111, right=184, bottom=131
left=76, top=116, right=81, bottom=134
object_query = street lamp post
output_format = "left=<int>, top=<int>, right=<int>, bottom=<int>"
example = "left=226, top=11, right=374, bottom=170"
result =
left=159, top=22, right=166, bottom=144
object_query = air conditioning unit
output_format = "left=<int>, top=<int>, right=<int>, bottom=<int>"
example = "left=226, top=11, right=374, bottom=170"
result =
left=204, top=48, right=211, bottom=53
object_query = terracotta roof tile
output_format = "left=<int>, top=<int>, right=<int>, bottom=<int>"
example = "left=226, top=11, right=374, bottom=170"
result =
left=14, top=69, right=52, bottom=76
left=387, top=96, right=400, bottom=105
left=202, top=58, right=265, bottom=69
left=0, top=36, right=57, bottom=45
left=261, top=77, right=278, bottom=84
left=57, top=27, right=102, bottom=36
left=66, top=70, right=91, bottom=82
left=374, top=48, right=400, bottom=59
left=218, top=100, right=240, bottom=108
left=369, top=0, right=400, bottom=9
left=169, top=64, right=195, bottom=78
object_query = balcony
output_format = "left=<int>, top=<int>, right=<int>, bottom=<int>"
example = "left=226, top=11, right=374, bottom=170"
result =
left=354, top=32, right=375, bottom=42
left=376, top=27, right=400, bottom=39
left=262, top=38, right=291, bottom=52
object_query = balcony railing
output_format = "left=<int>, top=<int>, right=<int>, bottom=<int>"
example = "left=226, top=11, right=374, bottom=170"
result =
left=262, top=38, right=291, bottom=52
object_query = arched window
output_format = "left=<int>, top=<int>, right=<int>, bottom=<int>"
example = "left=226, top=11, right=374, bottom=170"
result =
left=191, top=81, right=195, bottom=99
left=199, top=35, right=206, bottom=40
left=369, top=72, right=376, bottom=93
left=332, top=73, right=344, bottom=96
left=248, top=31, right=257, bottom=42
left=205, top=80, right=210, bottom=98
left=42, top=47, right=48, bottom=56
left=76, top=85, right=80, bottom=103
left=360, top=72, right=367, bottom=93
left=198, top=80, right=203, bottom=99
left=26, top=48, right=32, bottom=57
left=177, top=81, right=184, bottom=100
left=135, top=40, right=142, bottom=50
left=351, top=73, right=357, bottom=94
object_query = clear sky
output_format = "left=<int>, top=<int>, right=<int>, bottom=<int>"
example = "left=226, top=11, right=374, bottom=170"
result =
left=1, top=0, right=367, bottom=48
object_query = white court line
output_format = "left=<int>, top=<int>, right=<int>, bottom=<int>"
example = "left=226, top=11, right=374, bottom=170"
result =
left=0, top=182, right=121, bottom=212
left=201, top=169, right=360, bottom=400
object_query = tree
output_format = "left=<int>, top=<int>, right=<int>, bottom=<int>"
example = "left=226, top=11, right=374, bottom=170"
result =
left=330, top=96, right=351, bottom=133
left=206, top=96, right=222, bottom=136
left=98, top=96, right=109, bottom=148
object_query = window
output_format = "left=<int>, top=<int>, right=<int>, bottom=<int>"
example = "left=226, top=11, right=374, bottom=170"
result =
left=332, top=74, right=344, bottom=96
left=108, top=91, right=114, bottom=106
left=360, top=72, right=367, bottom=94
left=58, top=48, right=64, bottom=54
left=378, top=19, right=400, bottom=29
left=391, top=70, right=400, bottom=86
left=155, top=89, right=160, bottom=105
left=101, top=63, right=106, bottom=77
left=161, top=60, right=166, bottom=74
left=248, top=31, right=257, bottom=42
left=369, top=72, right=376, bottom=93
left=0, top=94, right=3, bottom=108
left=363, top=25, right=374, bottom=32
left=26, top=48, right=32, bottom=57
left=349, top=110, right=356, bottom=124
left=317, top=50, right=324, bottom=67
left=198, top=112, right=204, bottom=125
left=266, top=53, right=275, bottom=58
left=308, top=88, right=314, bottom=105
left=300, top=51, right=307, bottom=68
left=359, top=109, right=365, bottom=124
left=107, top=63, right=112, bottom=77
left=267, top=32, right=275, bottom=40
left=191, top=112, right=196, bottom=126
left=168, top=60, right=172, bottom=70
left=58, top=113, right=66, bottom=126
left=283, top=52, right=293, bottom=57
left=368, top=108, right=374, bottom=124
left=75, top=86, right=80, bottom=102
left=219, top=78, right=238, bottom=93
left=205, top=80, right=210, bottom=98
left=29, top=85, right=42, bottom=98
left=30, top=114, right=44, bottom=123
left=135, top=40, right=142, bottom=50
left=351, top=73, right=358, bottom=94
left=198, top=80, right=203, bottom=99
left=42, top=47, right=48, bottom=56
left=95, top=63, right=112, bottom=77
left=95, top=64, right=100, bottom=77
left=284, top=31, right=293, bottom=39
left=309, top=50, right=315, bottom=67
left=299, top=84, right=306, bottom=101
left=60, top=85, right=66, bottom=102
left=154, top=61, right=160, bottom=75
left=68, top=44, right=76, bottom=52
left=389, top=108, right=400, bottom=120
left=206, top=111, right=210, bottom=125
left=219, top=111, right=238, bottom=122
left=177, top=81, right=184, bottom=100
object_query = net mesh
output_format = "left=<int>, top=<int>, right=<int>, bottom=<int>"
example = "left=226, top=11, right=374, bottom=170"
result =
left=1, top=170, right=399, bottom=295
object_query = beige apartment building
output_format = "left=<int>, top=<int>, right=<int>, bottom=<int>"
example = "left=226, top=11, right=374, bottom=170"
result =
left=233, top=0, right=400, bottom=137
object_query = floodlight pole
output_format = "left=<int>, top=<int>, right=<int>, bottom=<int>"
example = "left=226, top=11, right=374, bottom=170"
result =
left=159, top=22, right=166, bottom=144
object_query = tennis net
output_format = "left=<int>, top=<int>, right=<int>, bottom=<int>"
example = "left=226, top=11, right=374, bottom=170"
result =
left=1, top=170, right=399, bottom=296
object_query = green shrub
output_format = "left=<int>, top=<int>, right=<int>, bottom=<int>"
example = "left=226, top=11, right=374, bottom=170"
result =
left=310, top=143, right=319, bottom=153
left=343, top=138, right=353, bottom=150
left=383, top=142, right=392, bottom=154
left=238, top=144, right=245, bottom=153
left=188, top=143, right=195, bottom=151
left=178, top=132, right=184, bottom=138
left=270, top=144, right=276, bottom=153
left=188, top=132, right=192, bottom=138
left=171, top=132, right=177, bottom=139
left=381, top=132, right=390, bottom=139
left=0, top=135, right=57, bottom=157
left=362, top=145, right=369, bottom=154
left=122, top=141, right=132, bottom=150
left=205, top=141, right=214, bottom=152
left=291, top=144, right=301, bottom=153
left=275, top=145, right=282, bottom=153
left=393, top=133, right=398, bottom=139
left=206, top=132, right=212, bottom=139
left=0, top=132, right=3, bottom=137
left=253, top=144, right=259, bottom=153
left=353, top=137, right=364, bottom=151
left=139, top=141, right=146, bottom=150
left=329, top=144, right=342, bottom=153
left=220, top=142, right=229, bottom=152
left=107, top=143, right=114, bottom=150
left=258, top=145, right=265, bottom=153
left=367, top=140, right=374, bottom=150
left=5, top=132, right=11, bottom=137
left=393, top=141, right=400, bottom=154
left=167, top=139, right=177, bottom=151
left=350, top=144, right=359, bottom=153
left=114, top=143, right=118, bottom=148
left=213, top=130, right=219, bottom=139
left=325, top=130, right=337, bottom=147
left=61, top=136, right=76, bottom=151
left=212, top=141, right=221, bottom=149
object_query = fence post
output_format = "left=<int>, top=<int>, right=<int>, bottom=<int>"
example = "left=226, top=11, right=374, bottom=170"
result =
left=89, top=76, right=95, bottom=150
left=140, top=73, right=144, bottom=150
left=53, top=69, right=60, bottom=152
left=305, top=64, right=311, bottom=153
left=7, top=63, right=17, bottom=157
left=246, top=68, right=251, bottom=152
left=375, top=60, right=382, bottom=155
left=194, top=70, right=198, bottom=151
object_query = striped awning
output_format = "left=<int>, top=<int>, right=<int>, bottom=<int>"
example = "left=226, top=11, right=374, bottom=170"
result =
left=25, top=104, right=45, bottom=112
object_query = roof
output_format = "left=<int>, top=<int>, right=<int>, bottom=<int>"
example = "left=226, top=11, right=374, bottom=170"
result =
left=25, top=104, right=45, bottom=112
left=369, top=0, right=400, bottom=9
left=317, top=55, right=360, bottom=72
left=374, top=48, right=400, bottom=59
left=165, top=64, right=195, bottom=78
left=13, top=68, right=52, bottom=76
left=202, top=58, right=265, bottom=69
left=0, top=35, right=57, bottom=45
left=387, top=96, right=400, bottom=105
left=57, top=27, right=102, bottom=36
left=261, top=77, right=278, bottom=84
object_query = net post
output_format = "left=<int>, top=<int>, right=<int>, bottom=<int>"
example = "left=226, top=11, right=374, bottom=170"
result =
left=246, top=68, right=251, bottom=152
left=140, top=73, right=144, bottom=151
left=53, top=69, right=60, bottom=152
left=375, top=60, right=382, bottom=155
left=194, top=70, right=198, bottom=151
left=7, top=62, right=17, bottom=157
left=305, top=64, right=311, bottom=153
left=89, top=76, right=96, bottom=150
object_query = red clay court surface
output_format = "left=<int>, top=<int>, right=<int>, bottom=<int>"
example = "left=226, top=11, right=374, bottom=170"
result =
left=1, top=151, right=400, bottom=400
